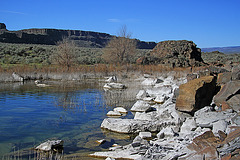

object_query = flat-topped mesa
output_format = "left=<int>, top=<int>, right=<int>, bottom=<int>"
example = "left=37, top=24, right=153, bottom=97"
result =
left=0, top=23, right=157, bottom=49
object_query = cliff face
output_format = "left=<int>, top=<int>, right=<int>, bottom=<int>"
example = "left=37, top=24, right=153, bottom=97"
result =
left=0, top=23, right=156, bottom=49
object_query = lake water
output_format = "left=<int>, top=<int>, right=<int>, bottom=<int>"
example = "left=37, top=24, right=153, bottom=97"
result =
left=0, top=79, right=137, bottom=159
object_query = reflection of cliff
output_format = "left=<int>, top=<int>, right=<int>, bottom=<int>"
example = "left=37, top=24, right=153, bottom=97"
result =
left=0, top=23, right=156, bottom=49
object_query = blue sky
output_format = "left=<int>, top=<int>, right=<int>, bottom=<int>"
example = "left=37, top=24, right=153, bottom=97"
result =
left=0, top=0, right=239, bottom=48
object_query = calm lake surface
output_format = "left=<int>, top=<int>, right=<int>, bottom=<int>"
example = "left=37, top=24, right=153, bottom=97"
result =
left=0, top=79, right=137, bottom=159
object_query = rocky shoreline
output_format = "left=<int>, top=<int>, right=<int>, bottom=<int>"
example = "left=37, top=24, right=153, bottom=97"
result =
left=91, top=64, right=240, bottom=160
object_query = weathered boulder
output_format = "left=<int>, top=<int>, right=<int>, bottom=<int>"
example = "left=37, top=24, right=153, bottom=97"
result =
left=217, top=127, right=240, bottom=158
left=217, top=72, right=232, bottom=84
left=150, top=40, right=204, bottom=67
left=227, top=95, right=240, bottom=112
left=176, top=76, right=216, bottom=113
left=231, top=64, right=240, bottom=81
left=179, top=131, right=220, bottom=160
left=213, top=81, right=240, bottom=111
left=194, top=110, right=236, bottom=128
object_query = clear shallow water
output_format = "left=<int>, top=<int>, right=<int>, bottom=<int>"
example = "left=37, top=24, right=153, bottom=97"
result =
left=0, top=80, right=135, bottom=158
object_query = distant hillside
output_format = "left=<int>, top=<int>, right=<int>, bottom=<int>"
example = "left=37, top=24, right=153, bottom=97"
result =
left=0, top=23, right=156, bottom=49
left=201, top=46, right=240, bottom=54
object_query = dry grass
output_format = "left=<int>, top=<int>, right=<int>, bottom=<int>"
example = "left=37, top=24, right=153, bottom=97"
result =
left=0, top=64, right=194, bottom=75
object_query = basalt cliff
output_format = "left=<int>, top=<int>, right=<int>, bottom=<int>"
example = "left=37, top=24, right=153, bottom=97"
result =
left=0, top=23, right=156, bottom=49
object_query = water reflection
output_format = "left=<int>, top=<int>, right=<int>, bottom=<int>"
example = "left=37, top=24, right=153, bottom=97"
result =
left=0, top=79, right=139, bottom=159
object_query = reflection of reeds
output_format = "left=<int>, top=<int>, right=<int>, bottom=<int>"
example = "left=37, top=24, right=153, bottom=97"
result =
left=2, top=148, right=64, bottom=160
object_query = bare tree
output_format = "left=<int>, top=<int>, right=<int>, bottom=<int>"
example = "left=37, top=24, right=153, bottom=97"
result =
left=102, top=25, right=137, bottom=64
left=52, top=38, right=77, bottom=70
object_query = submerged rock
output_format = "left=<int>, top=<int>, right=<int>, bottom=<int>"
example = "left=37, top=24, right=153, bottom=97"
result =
left=96, top=139, right=106, bottom=144
left=35, top=140, right=63, bottom=152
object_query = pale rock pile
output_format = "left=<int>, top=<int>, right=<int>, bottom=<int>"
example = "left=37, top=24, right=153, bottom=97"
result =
left=92, top=72, right=240, bottom=160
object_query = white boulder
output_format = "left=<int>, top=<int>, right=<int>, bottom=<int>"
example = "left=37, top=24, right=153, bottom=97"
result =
left=195, top=111, right=236, bottom=128
left=136, top=90, right=149, bottom=100
left=139, top=132, right=152, bottom=139
left=157, top=126, right=175, bottom=139
left=134, top=111, right=157, bottom=121
left=101, top=118, right=161, bottom=133
left=130, top=100, right=152, bottom=112
left=113, top=107, right=127, bottom=113
left=180, top=118, right=197, bottom=134
left=154, top=95, right=168, bottom=104
left=107, top=111, right=122, bottom=117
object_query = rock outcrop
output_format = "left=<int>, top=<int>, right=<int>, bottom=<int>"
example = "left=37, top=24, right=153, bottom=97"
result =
left=0, top=23, right=156, bottom=49
left=0, top=23, right=7, bottom=30
left=176, top=76, right=216, bottom=113
left=148, top=40, right=204, bottom=67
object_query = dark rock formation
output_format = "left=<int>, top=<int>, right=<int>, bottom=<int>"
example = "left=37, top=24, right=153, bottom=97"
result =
left=146, top=40, right=204, bottom=67
left=0, top=23, right=156, bottom=49
left=0, top=23, right=7, bottom=30
left=176, top=76, right=217, bottom=113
